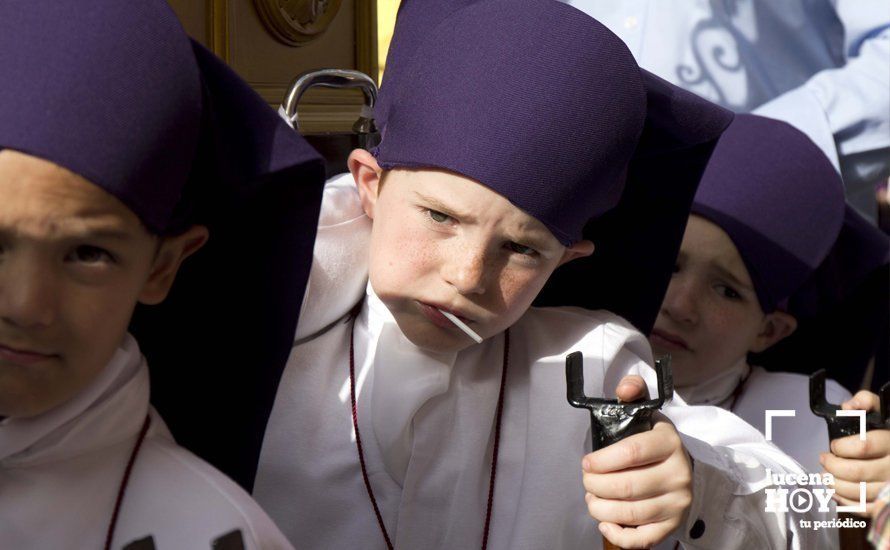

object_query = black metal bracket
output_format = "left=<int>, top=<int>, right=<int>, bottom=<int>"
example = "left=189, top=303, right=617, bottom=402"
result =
left=121, top=529, right=245, bottom=549
left=212, top=529, right=246, bottom=550
left=123, top=536, right=156, bottom=550
left=566, top=352, right=673, bottom=451
left=810, top=368, right=890, bottom=441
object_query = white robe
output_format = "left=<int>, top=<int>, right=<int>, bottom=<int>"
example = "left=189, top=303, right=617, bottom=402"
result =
left=0, top=334, right=293, bottom=550
left=253, top=173, right=833, bottom=549
left=704, top=364, right=851, bottom=475
left=678, top=360, right=853, bottom=474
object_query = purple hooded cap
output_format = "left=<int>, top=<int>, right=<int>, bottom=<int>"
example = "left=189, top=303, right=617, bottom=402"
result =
left=2, top=2, right=193, bottom=233
left=692, top=114, right=889, bottom=390
left=375, top=0, right=734, bottom=334
left=0, top=0, right=326, bottom=489
left=692, top=114, right=848, bottom=313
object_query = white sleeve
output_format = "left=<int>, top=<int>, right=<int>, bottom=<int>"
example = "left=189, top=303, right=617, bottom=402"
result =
left=620, top=362, right=837, bottom=548
left=294, top=172, right=371, bottom=341
left=664, top=405, right=835, bottom=549
left=753, top=1, right=890, bottom=172
left=543, top=311, right=836, bottom=548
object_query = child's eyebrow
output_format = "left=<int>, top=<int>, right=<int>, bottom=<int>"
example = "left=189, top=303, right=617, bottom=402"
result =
left=74, top=227, right=135, bottom=241
left=0, top=223, right=135, bottom=243
left=412, top=191, right=554, bottom=248
left=504, top=226, right=554, bottom=251
left=413, top=191, right=475, bottom=223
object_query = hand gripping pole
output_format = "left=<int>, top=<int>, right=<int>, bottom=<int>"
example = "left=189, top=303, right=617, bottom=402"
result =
left=809, top=369, right=889, bottom=550
left=809, top=369, right=889, bottom=441
left=566, top=352, right=673, bottom=451
left=566, top=352, right=673, bottom=550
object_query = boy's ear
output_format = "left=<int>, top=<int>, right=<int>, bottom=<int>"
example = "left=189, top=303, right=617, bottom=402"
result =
left=348, top=148, right=383, bottom=219
left=138, top=225, right=209, bottom=305
left=750, top=310, right=798, bottom=353
left=557, top=239, right=595, bottom=267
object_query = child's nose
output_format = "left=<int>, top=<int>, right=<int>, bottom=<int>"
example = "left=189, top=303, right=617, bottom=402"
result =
left=661, top=277, right=698, bottom=325
left=0, top=257, right=57, bottom=329
left=442, top=246, right=487, bottom=296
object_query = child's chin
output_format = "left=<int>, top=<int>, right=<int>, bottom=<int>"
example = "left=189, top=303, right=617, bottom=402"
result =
left=399, top=325, right=472, bottom=354
left=668, top=358, right=710, bottom=388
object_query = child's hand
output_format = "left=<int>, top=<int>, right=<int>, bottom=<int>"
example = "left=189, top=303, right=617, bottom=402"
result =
left=581, top=375, right=693, bottom=548
left=820, top=390, right=890, bottom=516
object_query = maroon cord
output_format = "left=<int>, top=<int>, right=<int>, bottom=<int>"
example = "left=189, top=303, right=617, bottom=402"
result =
left=104, top=413, right=151, bottom=550
left=350, top=320, right=396, bottom=550
left=480, top=328, right=509, bottom=550
left=349, top=318, right=509, bottom=550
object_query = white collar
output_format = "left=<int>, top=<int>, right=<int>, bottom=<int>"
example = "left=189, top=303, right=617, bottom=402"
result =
left=364, top=283, right=459, bottom=485
left=677, top=359, right=751, bottom=409
left=0, top=334, right=149, bottom=466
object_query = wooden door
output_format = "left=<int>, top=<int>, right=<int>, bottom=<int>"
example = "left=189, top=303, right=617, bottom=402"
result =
left=167, top=0, right=379, bottom=133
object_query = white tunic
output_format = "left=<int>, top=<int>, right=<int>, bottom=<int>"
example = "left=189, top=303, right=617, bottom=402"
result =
left=735, top=366, right=852, bottom=475
left=254, top=174, right=833, bottom=549
left=0, top=334, right=293, bottom=550
left=682, top=362, right=852, bottom=475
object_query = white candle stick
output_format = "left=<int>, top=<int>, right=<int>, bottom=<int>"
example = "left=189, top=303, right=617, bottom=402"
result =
left=439, top=309, right=483, bottom=343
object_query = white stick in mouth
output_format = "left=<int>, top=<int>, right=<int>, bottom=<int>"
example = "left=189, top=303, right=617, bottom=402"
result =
left=439, top=309, right=483, bottom=343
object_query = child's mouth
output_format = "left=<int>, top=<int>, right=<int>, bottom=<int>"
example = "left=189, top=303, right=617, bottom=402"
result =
left=416, top=301, right=473, bottom=332
left=0, top=342, right=57, bottom=366
left=650, top=329, right=691, bottom=352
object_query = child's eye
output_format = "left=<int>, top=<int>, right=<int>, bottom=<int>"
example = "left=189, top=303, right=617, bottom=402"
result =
left=506, top=241, right=538, bottom=256
left=427, top=209, right=452, bottom=224
left=66, top=245, right=116, bottom=265
left=716, top=284, right=741, bottom=300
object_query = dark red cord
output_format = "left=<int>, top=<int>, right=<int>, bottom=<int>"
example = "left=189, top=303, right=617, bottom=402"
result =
left=350, top=320, right=396, bottom=550
left=349, top=317, right=509, bottom=550
left=481, top=328, right=509, bottom=550
left=105, top=413, right=151, bottom=550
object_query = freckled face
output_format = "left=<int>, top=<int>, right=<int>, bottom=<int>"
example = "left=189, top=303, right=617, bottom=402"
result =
left=650, top=215, right=768, bottom=387
left=365, top=169, right=572, bottom=353
left=0, top=150, right=161, bottom=418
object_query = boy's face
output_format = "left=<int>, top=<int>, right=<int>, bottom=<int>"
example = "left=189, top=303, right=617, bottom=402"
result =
left=650, top=215, right=795, bottom=388
left=0, top=150, right=206, bottom=418
left=350, top=150, right=593, bottom=353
